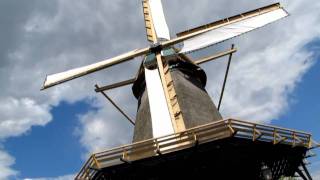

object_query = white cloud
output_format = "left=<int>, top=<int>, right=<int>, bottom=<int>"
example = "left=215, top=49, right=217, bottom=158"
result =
left=310, top=160, right=320, bottom=179
left=24, top=174, right=74, bottom=180
left=77, top=89, right=135, bottom=154
left=0, top=97, right=51, bottom=139
left=0, top=150, right=17, bottom=179
left=217, top=41, right=315, bottom=122
left=313, top=169, right=320, bottom=179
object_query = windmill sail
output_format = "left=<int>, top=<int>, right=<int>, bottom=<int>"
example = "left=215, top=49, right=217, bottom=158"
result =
left=145, top=68, right=174, bottom=137
left=148, top=0, right=170, bottom=41
left=42, top=48, right=150, bottom=89
left=143, top=0, right=170, bottom=42
left=141, top=0, right=177, bottom=138
left=175, top=3, right=288, bottom=53
left=41, top=3, right=289, bottom=92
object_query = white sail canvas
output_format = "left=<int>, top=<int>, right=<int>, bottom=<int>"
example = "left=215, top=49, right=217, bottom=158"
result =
left=145, top=68, right=174, bottom=138
left=149, top=0, right=171, bottom=41
left=179, top=8, right=288, bottom=53
left=42, top=48, right=149, bottom=89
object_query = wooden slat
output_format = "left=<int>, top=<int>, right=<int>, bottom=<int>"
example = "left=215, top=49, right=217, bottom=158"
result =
left=142, top=0, right=157, bottom=42
left=156, top=54, right=186, bottom=133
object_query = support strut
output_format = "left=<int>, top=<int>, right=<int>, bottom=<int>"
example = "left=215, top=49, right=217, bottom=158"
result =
left=95, top=84, right=135, bottom=126
left=218, top=44, right=235, bottom=111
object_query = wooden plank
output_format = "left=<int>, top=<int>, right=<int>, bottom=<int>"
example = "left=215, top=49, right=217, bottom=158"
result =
left=95, top=78, right=135, bottom=92
left=195, top=47, right=237, bottom=65
left=155, top=54, right=186, bottom=133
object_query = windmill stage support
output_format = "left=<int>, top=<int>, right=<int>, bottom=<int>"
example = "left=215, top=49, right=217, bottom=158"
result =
left=301, top=160, right=313, bottom=180
left=218, top=44, right=235, bottom=111
left=95, top=84, right=135, bottom=126
left=296, top=167, right=309, bottom=180
left=76, top=119, right=315, bottom=179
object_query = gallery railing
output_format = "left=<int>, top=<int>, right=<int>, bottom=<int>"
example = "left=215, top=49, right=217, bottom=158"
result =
left=75, top=118, right=318, bottom=179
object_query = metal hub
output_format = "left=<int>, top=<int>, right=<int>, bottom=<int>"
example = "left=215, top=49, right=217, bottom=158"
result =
left=149, top=42, right=163, bottom=53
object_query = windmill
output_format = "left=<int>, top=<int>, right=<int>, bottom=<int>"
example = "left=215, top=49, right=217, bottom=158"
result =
left=41, top=1, right=319, bottom=179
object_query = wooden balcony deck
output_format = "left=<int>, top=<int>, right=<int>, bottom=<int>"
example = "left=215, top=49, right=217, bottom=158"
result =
left=75, top=118, right=318, bottom=179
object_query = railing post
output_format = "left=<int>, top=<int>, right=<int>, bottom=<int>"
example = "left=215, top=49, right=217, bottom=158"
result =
left=120, top=149, right=130, bottom=163
left=253, top=124, right=256, bottom=141
left=92, top=154, right=101, bottom=169
left=155, top=139, right=161, bottom=155
left=193, top=132, right=198, bottom=146
left=273, top=129, right=277, bottom=145
left=84, top=161, right=91, bottom=179
left=293, top=132, right=296, bottom=147
left=308, top=135, right=312, bottom=149
left=227, top=119, right=235, bottom=136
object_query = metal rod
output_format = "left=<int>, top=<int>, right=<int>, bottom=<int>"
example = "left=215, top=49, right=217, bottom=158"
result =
left=218, top=44, right=234, bottom=111
left=95, top=78, right=136, bottom=92
left=95, top=84, right=135, bottom=126
left=194, top=47, right=237, bottom=65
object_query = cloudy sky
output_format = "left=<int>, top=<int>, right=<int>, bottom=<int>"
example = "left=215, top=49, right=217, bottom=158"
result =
left=0, top=0, right=319, bottom=179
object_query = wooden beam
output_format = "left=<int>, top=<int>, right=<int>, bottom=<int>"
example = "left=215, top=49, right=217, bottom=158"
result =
left=155, top=53, right=186, bottom=133
left=95, top=78, right=136, bottom=92
left=195, top=47, right=237, bottom=65
left=172, top=47, right=196, bottom=65
left=253, top=125, right=262, bottom=141
left=92, top=154, right=101, bottom=169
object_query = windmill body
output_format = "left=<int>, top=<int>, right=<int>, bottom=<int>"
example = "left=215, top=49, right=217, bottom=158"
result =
left=40, top=1, right=318, bottom=179
left=132, top=55, right=222, bottom=142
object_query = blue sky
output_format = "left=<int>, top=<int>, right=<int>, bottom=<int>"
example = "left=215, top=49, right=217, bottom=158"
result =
left=274, top=40, right=320, bottom=174
left=4, top=101, right=90, bottom=177
left=0, top=0, right=320, bottom=179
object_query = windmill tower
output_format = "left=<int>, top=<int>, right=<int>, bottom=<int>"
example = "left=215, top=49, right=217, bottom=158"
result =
left=41, top=1, right=319, bottom=179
